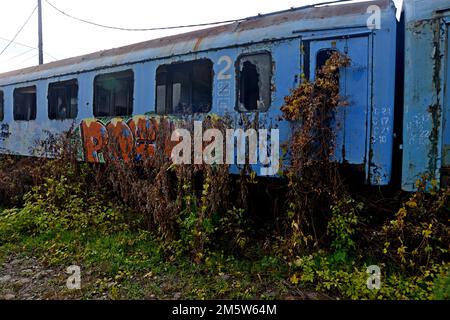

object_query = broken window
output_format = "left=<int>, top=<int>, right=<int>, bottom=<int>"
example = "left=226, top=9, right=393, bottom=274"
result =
left=0, top=91, right=3, bottom=121
left=14, top=86, right=37, bottom=121
left=237, top=53, right=272, bottom=112
left=48, top=79, right=78, bottom=120
left=155, top=59, right=213, bottom=115
left=94, top=70, right=134, bottom=117
left=316, top=49, right=338, bottom=75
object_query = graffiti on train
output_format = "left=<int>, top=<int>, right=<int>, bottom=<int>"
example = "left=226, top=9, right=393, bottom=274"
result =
left=79, top=116, right=281, bottom=176
left=79, top=116, right=176, bottom=163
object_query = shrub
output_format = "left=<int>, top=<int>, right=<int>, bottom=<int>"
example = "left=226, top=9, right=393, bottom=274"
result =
left=379, top=180, right=449, bottom=271
left=0, top=174, right=131, bottom=244
left=327, top=197, right=363, bottom=263
left=290, top=251, right=450, bottom=300
left=0, top=156, right=37, bottom=205
left=281, top=52, right=351, bottom=252
left=433, top=267, right=450, bottom=299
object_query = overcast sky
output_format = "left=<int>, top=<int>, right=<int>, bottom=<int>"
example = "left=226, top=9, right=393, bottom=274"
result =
left=0, top=0, right=372, bottom=73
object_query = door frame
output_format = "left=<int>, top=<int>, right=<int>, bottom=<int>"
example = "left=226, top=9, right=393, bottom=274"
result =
left=301, top=30, right=374, bottom=183
left=441, top=16, right=450, bottom=184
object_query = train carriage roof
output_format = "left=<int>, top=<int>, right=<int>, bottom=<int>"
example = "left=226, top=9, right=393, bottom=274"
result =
left=0, top=0, right=391, bottom=86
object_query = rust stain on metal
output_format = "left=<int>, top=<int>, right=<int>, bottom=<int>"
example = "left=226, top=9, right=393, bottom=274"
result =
left=427, top=18, right=444, bottom=176
left=0, top=0, right=389, bottom=80
left=193, top=36, right=205, bottom=52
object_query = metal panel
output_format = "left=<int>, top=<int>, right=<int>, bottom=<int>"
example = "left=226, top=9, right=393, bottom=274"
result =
left=309, top=37, right=371, bottom=179
left=0, top=0, right=398, bottom=186
left=0, top=0, right=392, bottom=87
left=402, top=0, right=450, bottom=190
left=442, top=23, right=450, bottom=184
left=304, top=7, right=397, bottom=186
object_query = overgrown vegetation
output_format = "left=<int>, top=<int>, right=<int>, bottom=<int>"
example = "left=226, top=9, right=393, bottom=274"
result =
left=0, top=53, right=448, bottom=300
left=281, top=52, right=350, bottom=254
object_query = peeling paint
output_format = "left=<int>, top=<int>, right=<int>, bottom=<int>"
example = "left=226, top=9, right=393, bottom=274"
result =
left=427, top=20, right=443, bottom=178
left=401, top=0, right=450, bottom=190
left=0, top=0, right=400, bottom=188
left=0, top=123, right=11, bottom=141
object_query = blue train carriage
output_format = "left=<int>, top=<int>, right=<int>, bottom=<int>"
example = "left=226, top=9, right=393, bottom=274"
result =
left=0, top=0, right=397, bottom=185
left=402, top=0, right=450, bottom=191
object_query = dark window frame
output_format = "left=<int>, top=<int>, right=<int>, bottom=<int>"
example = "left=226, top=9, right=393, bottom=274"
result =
left=93, top=69, right=134, bottom=118
left=236, top=51, right=273, bottom=113
left=13, top=86, right=37, bottom=121
left=0, top=90, right=4, bottom=121
left=315, top=48, right=339, bottom=75
left=48, top=79, right=79, bottom=120
left=155, top=59, right=213, bottom=115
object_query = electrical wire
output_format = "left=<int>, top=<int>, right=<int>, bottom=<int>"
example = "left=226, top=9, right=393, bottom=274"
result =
left=4, top=48, right=35, bottom=62
left=0, top=0, right=366, bottom=68
left=45, top=0, right=245, bottom=32
left=0, top=36, right=58, bottom=61
left=0, top=5, right=38, bottom=57
left=0, top=36, right=34, bottom=50
left=45, top=0, right=370, bottom=33
left=19, top=53, right=39, bottom=65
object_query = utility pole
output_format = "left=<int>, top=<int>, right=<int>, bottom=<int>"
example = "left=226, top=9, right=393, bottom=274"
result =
left=38, top=0, right=43, bottom=65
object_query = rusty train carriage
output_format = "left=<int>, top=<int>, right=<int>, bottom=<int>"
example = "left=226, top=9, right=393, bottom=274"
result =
left=402, top=0, right=450, bottom=191
left=0, top=0, right=448, bottom=191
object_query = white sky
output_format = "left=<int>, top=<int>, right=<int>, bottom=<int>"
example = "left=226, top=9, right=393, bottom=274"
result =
left=0, top=0, right=371, bottom=73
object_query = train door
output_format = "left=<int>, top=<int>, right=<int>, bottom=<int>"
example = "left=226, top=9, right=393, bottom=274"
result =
left=442, top=22, right=450, bottom=185
left=309, top=36, right=371, bottom=180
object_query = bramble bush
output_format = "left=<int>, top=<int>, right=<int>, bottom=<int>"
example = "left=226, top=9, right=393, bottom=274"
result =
left=327, top=197, right=363, bottom=264
left=379, top=179, right=449, bottom=271
left=0, top=173, right=132, bottom=245
left=280, top=51, right=449, bottom=300
left=0, top=155, right=37, bottom=206
left=285, top=184, right=449, bottom=300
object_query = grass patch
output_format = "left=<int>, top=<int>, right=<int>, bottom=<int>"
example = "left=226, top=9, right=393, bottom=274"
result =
left=0, top=228, right=293, bottom=299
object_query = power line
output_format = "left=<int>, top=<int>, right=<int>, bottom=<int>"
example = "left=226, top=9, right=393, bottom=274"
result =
left=45, top=0, right=245, bottom=32
left=0, top=36, right=35, bottom=50
left=19, top=53, right=39, bottom=65
left=45, top=0, right=367, bottom=33
left=4, top=48, right=35, bottom=62
left=0, top=5, right=38, bottom=57
left=0, top=36, right=58, bottom=61
left=0, top=0, right=363, bottom=67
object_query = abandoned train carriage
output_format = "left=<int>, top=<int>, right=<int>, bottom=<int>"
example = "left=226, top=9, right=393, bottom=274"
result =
left=402, top=0, right=450, bottom=191
left=0, top=0, right=448, bottom=191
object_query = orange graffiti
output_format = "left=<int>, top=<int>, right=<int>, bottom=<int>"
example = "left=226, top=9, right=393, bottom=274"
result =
left=106, top=120, right=134, bottom=163
left=128, top=117, right=158, bottom=159
left=80, top=116, right=177, bottom=163
left=80, top=120, right=108, bottom=162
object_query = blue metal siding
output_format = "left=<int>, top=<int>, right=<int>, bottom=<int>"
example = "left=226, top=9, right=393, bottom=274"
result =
left=302, top=7, right=397, bottom=186
left=0, top=0, right=399, bottom=186
left=442, top=22, right=450, bottom=180
left=370, top=12, right=398, bottom=185
left=443, top=23, right=450, bottom=161
left=309, top=36, right=371, bottom=173
left=402, top=0, right=450, bottom=191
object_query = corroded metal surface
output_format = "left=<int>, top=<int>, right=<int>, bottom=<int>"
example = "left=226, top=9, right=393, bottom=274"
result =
left=0, top=0, right=408, bottom=188
left=0, top=0, right=389, bottom=85
left=401, top=0, right=450, bottom=190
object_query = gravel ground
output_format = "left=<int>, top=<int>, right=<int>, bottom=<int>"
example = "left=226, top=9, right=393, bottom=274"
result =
left=0, top=254, right=70, bottom=300
left=0, top=253, right=331, bottom=300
